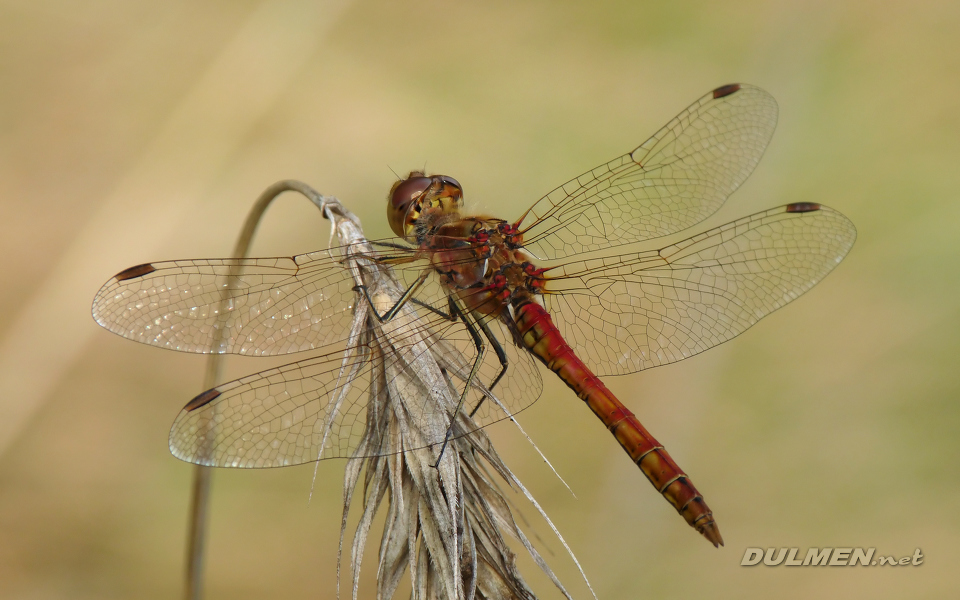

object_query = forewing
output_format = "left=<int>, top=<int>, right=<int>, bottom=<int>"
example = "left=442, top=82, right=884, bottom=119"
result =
left=92, top=244, right=425, bottom=355
left=541, top=204, right=856, bottom=376
left=517, top=84, right=778, bottom=259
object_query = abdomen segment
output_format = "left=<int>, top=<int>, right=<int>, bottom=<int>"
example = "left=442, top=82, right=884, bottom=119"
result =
left=513, top=299, right=723, bottom=547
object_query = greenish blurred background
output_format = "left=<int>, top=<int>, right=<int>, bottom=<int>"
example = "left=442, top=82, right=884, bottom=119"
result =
left=1, top=0, right=957, bottom=598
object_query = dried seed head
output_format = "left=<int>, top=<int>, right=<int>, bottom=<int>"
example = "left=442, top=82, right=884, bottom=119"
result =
left=319, top=198, right=589, bottom=600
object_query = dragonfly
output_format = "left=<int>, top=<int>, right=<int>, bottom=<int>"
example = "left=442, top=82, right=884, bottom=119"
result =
left=92, top=84, right=856, bottom=547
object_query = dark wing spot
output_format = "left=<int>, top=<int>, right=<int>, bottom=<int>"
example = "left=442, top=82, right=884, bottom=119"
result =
left=712, top=84, right=741, bottom=99
left=785, top=202, right=821, bottom=213
left=184, top=388, right=221, bottom=412
left=115, top=263, right=156, bottom=281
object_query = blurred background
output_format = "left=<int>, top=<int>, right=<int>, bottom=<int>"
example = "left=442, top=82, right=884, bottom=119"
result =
left=1, top=0, right=957, bottom=598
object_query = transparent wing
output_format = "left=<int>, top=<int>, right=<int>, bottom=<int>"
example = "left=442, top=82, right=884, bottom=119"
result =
left=516, top=84, right=778, bottom=260
left=168, top=294, right=541, bottom=467
left=92, top=243, right=438, bottom=356
left=540, top=203, right=856, bottom=376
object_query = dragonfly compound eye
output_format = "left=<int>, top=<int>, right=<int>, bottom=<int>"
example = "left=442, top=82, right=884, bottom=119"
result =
left=439, top=176, right=462, bottom=196
left=388, top=175, right=432, bottom=237
left=434, top=175, right=464, bottom=212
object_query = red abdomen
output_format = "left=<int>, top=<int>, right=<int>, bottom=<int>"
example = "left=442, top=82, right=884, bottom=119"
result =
left=512, top=299, right=723, bottom=547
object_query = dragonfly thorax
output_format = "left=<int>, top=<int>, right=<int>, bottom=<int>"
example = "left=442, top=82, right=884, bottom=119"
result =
left=430, top=231, right=546, bottom=316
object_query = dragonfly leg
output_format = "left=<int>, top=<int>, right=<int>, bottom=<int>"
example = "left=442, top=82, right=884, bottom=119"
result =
left=467, top=316, right=508, bottom=418
left=434, top=298, right=487, bottom=468
left=354, top=269, right=431, bottom=323
left=407, top=295, right=457, bottom=321
left=369, top=240, right=419, bottom=252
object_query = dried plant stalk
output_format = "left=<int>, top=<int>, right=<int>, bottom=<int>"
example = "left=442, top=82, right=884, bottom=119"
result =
left=184, top=182, right=589, bottom=600
left=187, top=180, right=344, bottom=599
left=319, top=195, right=590, bottom=600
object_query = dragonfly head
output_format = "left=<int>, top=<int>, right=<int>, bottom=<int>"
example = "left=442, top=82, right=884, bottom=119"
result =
left=388, top=172, right=463, bottom=237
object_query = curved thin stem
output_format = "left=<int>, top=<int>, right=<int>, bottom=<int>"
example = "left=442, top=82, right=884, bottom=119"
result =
left=184, top=180, right=331, bottom=600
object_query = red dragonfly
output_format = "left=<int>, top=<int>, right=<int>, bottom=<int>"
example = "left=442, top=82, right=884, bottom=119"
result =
left=92, top=84, right=856, bottom=547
